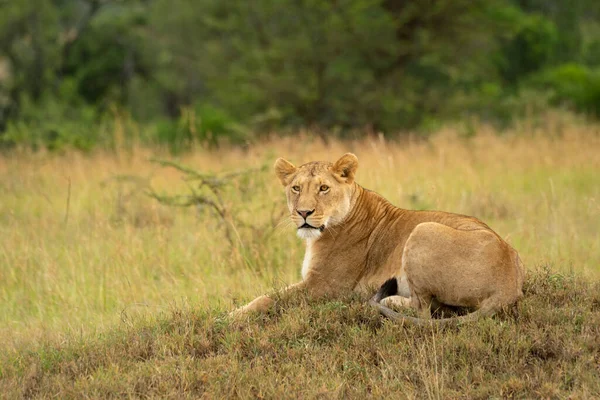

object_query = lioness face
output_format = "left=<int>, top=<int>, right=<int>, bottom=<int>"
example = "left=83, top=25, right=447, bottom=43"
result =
left=274, top=154, right=358, bottom=240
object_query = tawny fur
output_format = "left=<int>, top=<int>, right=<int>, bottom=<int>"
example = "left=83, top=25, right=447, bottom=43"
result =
left=232, top=153, right=524, bottom=324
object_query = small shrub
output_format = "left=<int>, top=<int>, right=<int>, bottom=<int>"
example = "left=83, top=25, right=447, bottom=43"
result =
left=1, top=94, right=100, bottom=151
left=529, top=64, right=600, bottom=116
left=154, top=104, right=249, bottom=153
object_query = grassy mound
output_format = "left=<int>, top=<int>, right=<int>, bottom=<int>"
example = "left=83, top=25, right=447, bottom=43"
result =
left=2, top=268, right=599, bottom=399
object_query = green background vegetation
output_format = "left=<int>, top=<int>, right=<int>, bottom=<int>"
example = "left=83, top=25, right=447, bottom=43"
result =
left=1, top=0, right=600, bottom=150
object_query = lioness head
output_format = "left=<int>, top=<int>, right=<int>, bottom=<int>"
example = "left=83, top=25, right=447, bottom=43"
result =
left=274, top=153, right=359, bottom=240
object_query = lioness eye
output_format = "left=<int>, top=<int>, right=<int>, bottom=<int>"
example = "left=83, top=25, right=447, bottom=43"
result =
left=292, top=185, right=300, bottom=192
left=320, top=185, right=329, bottom=192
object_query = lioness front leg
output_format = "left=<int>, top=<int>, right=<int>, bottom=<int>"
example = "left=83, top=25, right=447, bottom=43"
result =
left=230, top=272, right=349, bottom=318
left=230, top=280, right=316, bottom=318
left=232, top=294, right=275, bottom=315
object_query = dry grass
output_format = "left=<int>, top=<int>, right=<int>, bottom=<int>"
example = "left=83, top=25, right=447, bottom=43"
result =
left=1, top=117, right=599, bottom=397
left=1, top=269, right=600, bottom=398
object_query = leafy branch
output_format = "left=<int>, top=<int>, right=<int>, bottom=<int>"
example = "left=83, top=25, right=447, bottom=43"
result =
left=146, top=159, right=268, bottom=247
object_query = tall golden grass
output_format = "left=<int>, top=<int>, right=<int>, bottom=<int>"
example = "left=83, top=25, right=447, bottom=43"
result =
left=1, top=117, right=599, bottom=350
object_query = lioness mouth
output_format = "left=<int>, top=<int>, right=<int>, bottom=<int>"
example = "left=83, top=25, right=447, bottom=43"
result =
left=299, top=223, right=325, bottom=232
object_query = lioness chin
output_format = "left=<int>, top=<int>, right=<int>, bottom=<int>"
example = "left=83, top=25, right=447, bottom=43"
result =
left=232, top=153, right=524, bottom=325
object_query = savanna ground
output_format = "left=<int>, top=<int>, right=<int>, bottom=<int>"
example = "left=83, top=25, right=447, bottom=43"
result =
left=1, top=116, right=600, bottom=398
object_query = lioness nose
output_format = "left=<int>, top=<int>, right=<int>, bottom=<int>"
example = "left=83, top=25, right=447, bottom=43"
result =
left=297, top=209, right=314, bottom=219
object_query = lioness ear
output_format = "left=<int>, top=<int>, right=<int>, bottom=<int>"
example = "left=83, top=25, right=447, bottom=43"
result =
left=331, top=153, right=358, bottom=184
left=274, top=158, right=297, bottom=186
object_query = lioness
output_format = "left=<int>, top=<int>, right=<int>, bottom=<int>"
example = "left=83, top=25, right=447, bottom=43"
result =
left=233, top=153, right=524, bottom=324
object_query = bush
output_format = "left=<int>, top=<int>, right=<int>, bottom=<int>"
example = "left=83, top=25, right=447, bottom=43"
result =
left=445, top=82, right=552, bottom=130
left=155, top=103, right=248, bottom=153
left=1, top=94, right=100, bottom=151
left=530, top=64, right=600, bottom=116
left=495, top=11, right=559, bottom=85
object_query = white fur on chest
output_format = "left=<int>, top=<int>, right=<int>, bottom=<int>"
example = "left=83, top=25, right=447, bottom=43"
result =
left=301, top=239, right=315, bottom=279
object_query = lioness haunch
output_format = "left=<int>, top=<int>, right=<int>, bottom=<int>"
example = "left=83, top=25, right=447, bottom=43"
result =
left=232, top=153, right=524, bottom=325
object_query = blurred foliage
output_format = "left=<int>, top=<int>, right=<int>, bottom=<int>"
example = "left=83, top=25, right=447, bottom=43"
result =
left=0, top=0, right=599, bottom=151
left=531, top=64, right=600, bottom=115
